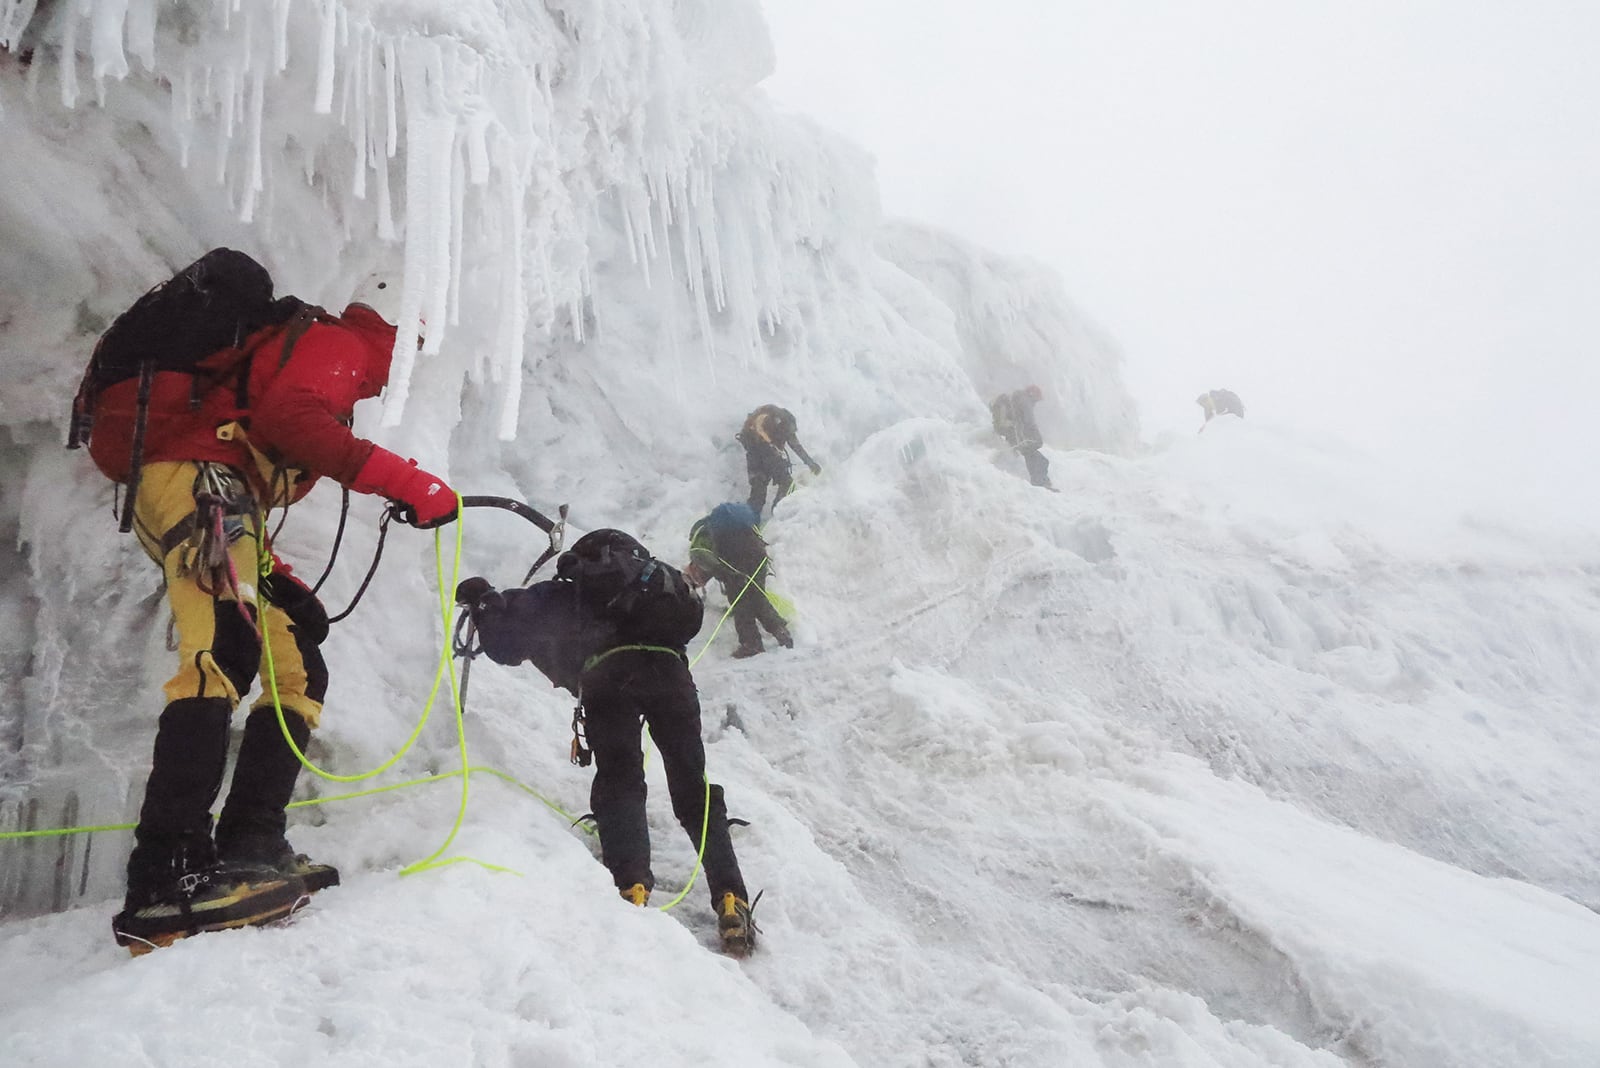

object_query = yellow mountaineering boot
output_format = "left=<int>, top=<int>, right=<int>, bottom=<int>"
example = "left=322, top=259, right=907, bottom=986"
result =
left=620, top=883, right=651, bottom=907
left=716, top=891, right=760, bottom=958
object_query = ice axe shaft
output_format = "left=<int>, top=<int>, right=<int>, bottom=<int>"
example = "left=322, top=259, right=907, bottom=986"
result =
left=459, top=494, right=560, bottom=533
left=457, top=495, right=568, bottom=582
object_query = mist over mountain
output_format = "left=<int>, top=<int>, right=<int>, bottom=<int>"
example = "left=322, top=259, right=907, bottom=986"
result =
left=2, top=3, right=1597, bottom=1066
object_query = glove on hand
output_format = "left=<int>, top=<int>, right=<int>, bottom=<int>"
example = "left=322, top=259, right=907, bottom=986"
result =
left=353, top=447, right=458, bottom=528
left=261, top=563, right=330, bottom=645
left=455, top=576, right=503, bottom=611
left=808, top=462, right=822, bottom=476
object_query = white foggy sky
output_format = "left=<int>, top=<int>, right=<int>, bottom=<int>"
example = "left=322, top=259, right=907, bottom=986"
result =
left=757, top=0, right=1600, bottom=523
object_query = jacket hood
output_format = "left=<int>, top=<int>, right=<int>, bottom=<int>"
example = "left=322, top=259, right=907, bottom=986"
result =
left=339, top=302, right=399, bottom=398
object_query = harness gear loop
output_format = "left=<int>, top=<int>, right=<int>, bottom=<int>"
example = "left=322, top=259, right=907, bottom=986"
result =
left=569, top=702, right=592, bottom=767
left=159, top=462, right=261, bottom=636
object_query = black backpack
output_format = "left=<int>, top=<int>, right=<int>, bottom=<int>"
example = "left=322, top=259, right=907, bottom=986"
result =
left=556, top=529, right=704, bottom=648
left=68, top=248, right=308, bottom=530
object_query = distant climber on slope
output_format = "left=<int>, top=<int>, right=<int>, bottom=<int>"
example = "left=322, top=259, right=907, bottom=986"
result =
left=71, top=250, right=457, bottom=954
left=990, top=385, right=1054, bottom=489
left=684, top=502, right=792, bottom=660
left=737, top=404, right=821, bottom=517
left=1197, top=389, right=1245, bottom=429
left=455, top=530, right=760, bottom=957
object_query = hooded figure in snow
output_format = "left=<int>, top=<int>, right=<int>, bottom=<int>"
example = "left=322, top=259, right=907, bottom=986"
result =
left=990, top=385, right=1054, bottom=490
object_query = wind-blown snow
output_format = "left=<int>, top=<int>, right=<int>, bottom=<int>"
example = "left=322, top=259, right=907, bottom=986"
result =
left=3, top=3, right=1599, bottom=1067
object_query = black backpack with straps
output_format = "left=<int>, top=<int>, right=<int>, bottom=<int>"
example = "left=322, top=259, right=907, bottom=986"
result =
left=69, top=248, right=317, bottom=530
left=556, top=529, right=704, bottom=649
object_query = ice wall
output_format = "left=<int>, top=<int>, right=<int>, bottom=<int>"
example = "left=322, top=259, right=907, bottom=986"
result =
left=0, top=0, right=1139, bottom=915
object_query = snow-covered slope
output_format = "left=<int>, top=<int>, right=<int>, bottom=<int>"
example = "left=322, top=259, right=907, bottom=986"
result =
left=4, top=3, right=1599, bottom=1067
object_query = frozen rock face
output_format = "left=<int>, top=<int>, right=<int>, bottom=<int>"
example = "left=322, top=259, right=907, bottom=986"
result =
left=0, top=0, right=1137, bottom=915
left=6, top=5, right=1597, bottom=1068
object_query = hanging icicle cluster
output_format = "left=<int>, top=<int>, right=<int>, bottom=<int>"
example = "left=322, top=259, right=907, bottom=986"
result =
left=1, top=0, right=880, bottom=440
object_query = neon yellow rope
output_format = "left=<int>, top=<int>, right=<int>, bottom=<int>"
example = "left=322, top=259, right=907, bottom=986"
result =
left=400, top=519, right=477, bottom=875
left=256, top=505, right=454, bottom=784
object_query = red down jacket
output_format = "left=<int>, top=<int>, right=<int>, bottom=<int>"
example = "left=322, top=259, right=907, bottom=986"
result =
left=90, top=304, right=407, bottom=504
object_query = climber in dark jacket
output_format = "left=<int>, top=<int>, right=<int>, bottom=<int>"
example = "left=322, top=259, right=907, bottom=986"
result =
left=736, top=404, right=821, bottom=516
left=684, top=502, right=792, bottom=659
left=455, top=528, right=758, bottom=957
left=1196, top=388, right=1245, bottom=428
left=990, top=385, right=1053, bottom=489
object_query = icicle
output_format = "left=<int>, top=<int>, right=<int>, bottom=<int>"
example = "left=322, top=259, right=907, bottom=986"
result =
left=448, top=135, right=465, bottom=327
left=313, top=0, right=335, bottom=114
left=239, top=67, right=264, bottom=222
left=337, top=35, right=353, bottom=124
left=240, top=1, right=253, bottom=76
left=383, top=39, right=397, bottom=156
left=272, top=0, right=290, bottom=72
left=350, top=27, right=369, bottom=198
left=57, top=0, right=81, bottom=109
left=381, top=110, right=428, bottom=425
left=171, top=63, right=194, bottom=167
left=695, top=172, right=728, bottom=313
left=214, top=66, right=236, bottom=185
left=493, top=141, right=526, bottom=440
left=0, top=1, right=40, bottom=51
left=91, top=0, right=130, bottom=85
left=373, top=141, right=394, bottom=240
left=464, top=110, right=490, bottom=185
left=383, top=37, right=450, bottom=425
left=126, top=0, right=156, bottom=71
left=621, top=199, right=639, bottom=268
left=421, top=116, right=453, bottom=352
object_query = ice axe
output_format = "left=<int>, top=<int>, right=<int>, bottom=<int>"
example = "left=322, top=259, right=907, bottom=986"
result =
left=457, top=495, right=569, bottom=582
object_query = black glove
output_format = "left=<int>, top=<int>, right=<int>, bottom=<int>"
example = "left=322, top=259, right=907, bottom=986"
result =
left=456, top=576, right=502, bottom=611
left=261, top=569, right=330, bottom=645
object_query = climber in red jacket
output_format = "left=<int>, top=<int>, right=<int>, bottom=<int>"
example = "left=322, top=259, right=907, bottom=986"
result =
left=98, top=261, right=457, bottom=954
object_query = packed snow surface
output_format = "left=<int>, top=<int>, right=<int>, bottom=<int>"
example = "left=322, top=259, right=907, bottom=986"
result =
left=3, top=3, right=1599, bottom=1067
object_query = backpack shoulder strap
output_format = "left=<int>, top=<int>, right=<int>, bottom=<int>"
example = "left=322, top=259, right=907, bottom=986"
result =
left=276, top=305, right=332, bottom=369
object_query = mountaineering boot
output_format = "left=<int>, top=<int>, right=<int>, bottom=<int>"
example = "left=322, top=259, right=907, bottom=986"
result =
left=216, top=707, right=340, bottom=894
left=218, top=834, right=341, bottom=895
left=114, top=698, right=306, bottom=955
left=113, top=840, right=307, bottom=956
left=716, top=891, right=759, bottom=958
left=730, top=642, right=764, bottom=660
left=620, top=883, right=651, bottom=907
left=771, top=625, right=794, bottom=650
